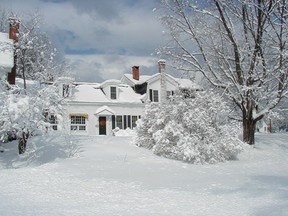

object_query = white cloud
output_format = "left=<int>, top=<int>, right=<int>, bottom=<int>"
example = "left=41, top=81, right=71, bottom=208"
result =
left=66, top=54, right=159, bottom=82
left=1, top=0, right=166, bottom=82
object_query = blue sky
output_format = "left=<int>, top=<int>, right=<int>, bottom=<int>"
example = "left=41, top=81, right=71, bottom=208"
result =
left=0, top=0, right=165, bottom=82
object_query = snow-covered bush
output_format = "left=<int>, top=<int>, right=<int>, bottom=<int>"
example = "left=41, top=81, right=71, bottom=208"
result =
left=135, top=90, right=243, bottom=164
left=0, top=80, right=63, bottom=154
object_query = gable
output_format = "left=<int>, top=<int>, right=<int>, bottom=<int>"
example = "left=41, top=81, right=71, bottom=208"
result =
left=95, top=106, right=115, bottom=115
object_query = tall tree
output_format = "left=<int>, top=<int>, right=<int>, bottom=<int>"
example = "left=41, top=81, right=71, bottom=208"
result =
left=14, top=12, right=57, bottom=89
left=0, top=10, right=69, bottom=154
left=159, top=0, right=288, bottom=144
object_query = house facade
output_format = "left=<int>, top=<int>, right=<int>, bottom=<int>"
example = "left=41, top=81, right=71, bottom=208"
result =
left=55, top=60, right=200, bottom=136
left=0, top=17, right=19, bottom=84
left=0, top=32, right=13, bottom=80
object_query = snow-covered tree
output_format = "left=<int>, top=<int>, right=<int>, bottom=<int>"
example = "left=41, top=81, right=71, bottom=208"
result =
left=158, top=0, right=288, bottom=144
left=14, top=12, right=58, bottom=88
left=0, top=80, right=63, bottom=154
left=0, top=8, right=8, bottom=32
left=135, top=90, right=243, bottom=164
left=0, top=11, right=69, bottom=154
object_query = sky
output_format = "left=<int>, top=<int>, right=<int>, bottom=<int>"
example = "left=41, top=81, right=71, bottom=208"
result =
left=0, top=0, right=166, bottom=82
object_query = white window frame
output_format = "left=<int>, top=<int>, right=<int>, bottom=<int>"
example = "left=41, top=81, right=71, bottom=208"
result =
left=70, top=116, right=87, bottom=131
left=149, top=89, right=159, bottom=102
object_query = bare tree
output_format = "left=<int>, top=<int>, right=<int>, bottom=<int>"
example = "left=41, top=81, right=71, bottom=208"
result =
left=159, top=0, right=288, bottom=144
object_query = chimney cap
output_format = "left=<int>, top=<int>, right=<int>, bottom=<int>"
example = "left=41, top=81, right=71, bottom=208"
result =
left=158, top=59, right=166, bottom=64
left=8, top=16, right=20, bottom=24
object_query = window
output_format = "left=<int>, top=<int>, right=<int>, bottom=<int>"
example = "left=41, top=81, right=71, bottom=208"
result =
left=166, top=91, right=174, bottom=100
left=63, top=84, right=70, bottom=98
left=112, top=115, right=140, bottom=130
left=110, top=86, right=117, bottom=99
left=132, top=116, right=138, bottom=128
left=116, top=116, right=123, bottom=129
left=49, top=115, right=58, bottom=130
left=43, top=112, right=58, bottom=130
left=70, top=115, right=86, bottom=131
left=149, top=89, right=159, bottom=102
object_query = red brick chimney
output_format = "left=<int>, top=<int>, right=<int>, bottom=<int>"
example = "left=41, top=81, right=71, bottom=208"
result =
left=7, top=17, right=20, bottom=85
left=9, top=17, right=20, bottom=42
left=132, top=66, right=139, bottom=80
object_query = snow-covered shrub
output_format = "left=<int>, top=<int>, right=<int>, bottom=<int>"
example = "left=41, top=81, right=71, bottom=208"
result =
left=0, top=80, right=63, bottom=153
left=135, top=90, right=243, bottom=164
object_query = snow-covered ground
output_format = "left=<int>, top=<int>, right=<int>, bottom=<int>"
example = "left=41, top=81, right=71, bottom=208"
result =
left=0, top=133, right=287, bottom=216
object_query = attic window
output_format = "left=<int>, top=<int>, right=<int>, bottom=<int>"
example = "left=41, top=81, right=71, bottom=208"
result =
left=63, top=84, right=70, bottom=98
left=110, top=86, right=117, bottom=99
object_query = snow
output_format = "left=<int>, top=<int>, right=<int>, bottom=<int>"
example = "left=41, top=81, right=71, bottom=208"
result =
left=0, top=32, right=13, bottom=72
left=70, top=84, right=109, bottom=103
left=69, top=82, right=143, bottom=103
left=123, top=73, right=201, bottom=90
left=0, top=133, right=287, bottom=215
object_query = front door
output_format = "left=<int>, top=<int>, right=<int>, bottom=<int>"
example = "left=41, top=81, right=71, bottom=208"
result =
left=99, top=116, right=107, bottom=135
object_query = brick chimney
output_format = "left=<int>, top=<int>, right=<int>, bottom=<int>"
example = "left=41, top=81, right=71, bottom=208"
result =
left=7, top=17, right=20, bottom=85
left=9, top=17, right=20, bottom=42
left=132, top=66, right=139, bottom=80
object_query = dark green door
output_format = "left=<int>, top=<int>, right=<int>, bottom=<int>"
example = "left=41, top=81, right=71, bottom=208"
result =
left=99, top=117, right=106, bottom=135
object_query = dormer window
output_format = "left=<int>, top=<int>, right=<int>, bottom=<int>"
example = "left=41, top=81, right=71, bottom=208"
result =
left=110, top=86, right=117, bottom=99
left=63, top=84, right=70, bottom=98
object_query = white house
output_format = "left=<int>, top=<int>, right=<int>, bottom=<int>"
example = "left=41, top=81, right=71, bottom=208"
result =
left=57, top=60, right=200, bottom=136
left=0, top=32, right=13, bottom=80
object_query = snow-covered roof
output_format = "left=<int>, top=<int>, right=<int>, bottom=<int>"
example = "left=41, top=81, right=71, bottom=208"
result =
left=70, top=84, right=109, bottom=103
left=122, top=74, right=156, bottom=85
left=99, top=79, right=121, bottom=88
left=69, top=82, right=143, bottom=104
left=123, top=73, right=200, bottom=90
left=0, top=32, right=13, bottom=74
left=117, top=85, right=143, bottom=102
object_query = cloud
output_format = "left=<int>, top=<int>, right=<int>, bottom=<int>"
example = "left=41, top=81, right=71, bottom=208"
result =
left=38, top=0, right=164, bottom=56
left=0, top=0, right=166, bottom=82
left=66, top=54, right=159, bottom=83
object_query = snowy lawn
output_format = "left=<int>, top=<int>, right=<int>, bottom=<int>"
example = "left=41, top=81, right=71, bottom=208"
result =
left=0, top=133, right=287, bottom=216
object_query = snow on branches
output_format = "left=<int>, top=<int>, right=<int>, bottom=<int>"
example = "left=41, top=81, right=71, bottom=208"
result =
left=135, top=90, right=243, bottom=164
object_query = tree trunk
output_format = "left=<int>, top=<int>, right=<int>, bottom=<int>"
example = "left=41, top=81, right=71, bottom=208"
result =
left=243, top=117, right=256, bottom=145
left=18, top=132, right=29, bottom=154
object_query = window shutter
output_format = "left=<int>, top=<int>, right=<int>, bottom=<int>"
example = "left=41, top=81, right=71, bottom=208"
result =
left=112, top=115, right=115, bottom=129
left=124, top=115, right=127, bottom=129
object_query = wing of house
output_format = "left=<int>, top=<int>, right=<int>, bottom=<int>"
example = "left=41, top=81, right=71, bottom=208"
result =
left=57, top=60, right=201, bottom=136
left=121, top=60, right=201, bottom=103
left=0, top=32, right=13, bottom=80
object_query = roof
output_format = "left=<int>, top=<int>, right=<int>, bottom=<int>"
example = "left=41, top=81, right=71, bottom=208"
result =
left=70, top=84, right=109, bottom=103
left=122, top=73, right=156, bottom=85
left=123, top=73, right=201, bottom=90
left=0, top=32, right=13, bottom=72
left=69, top=82, right=143, bottom=104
